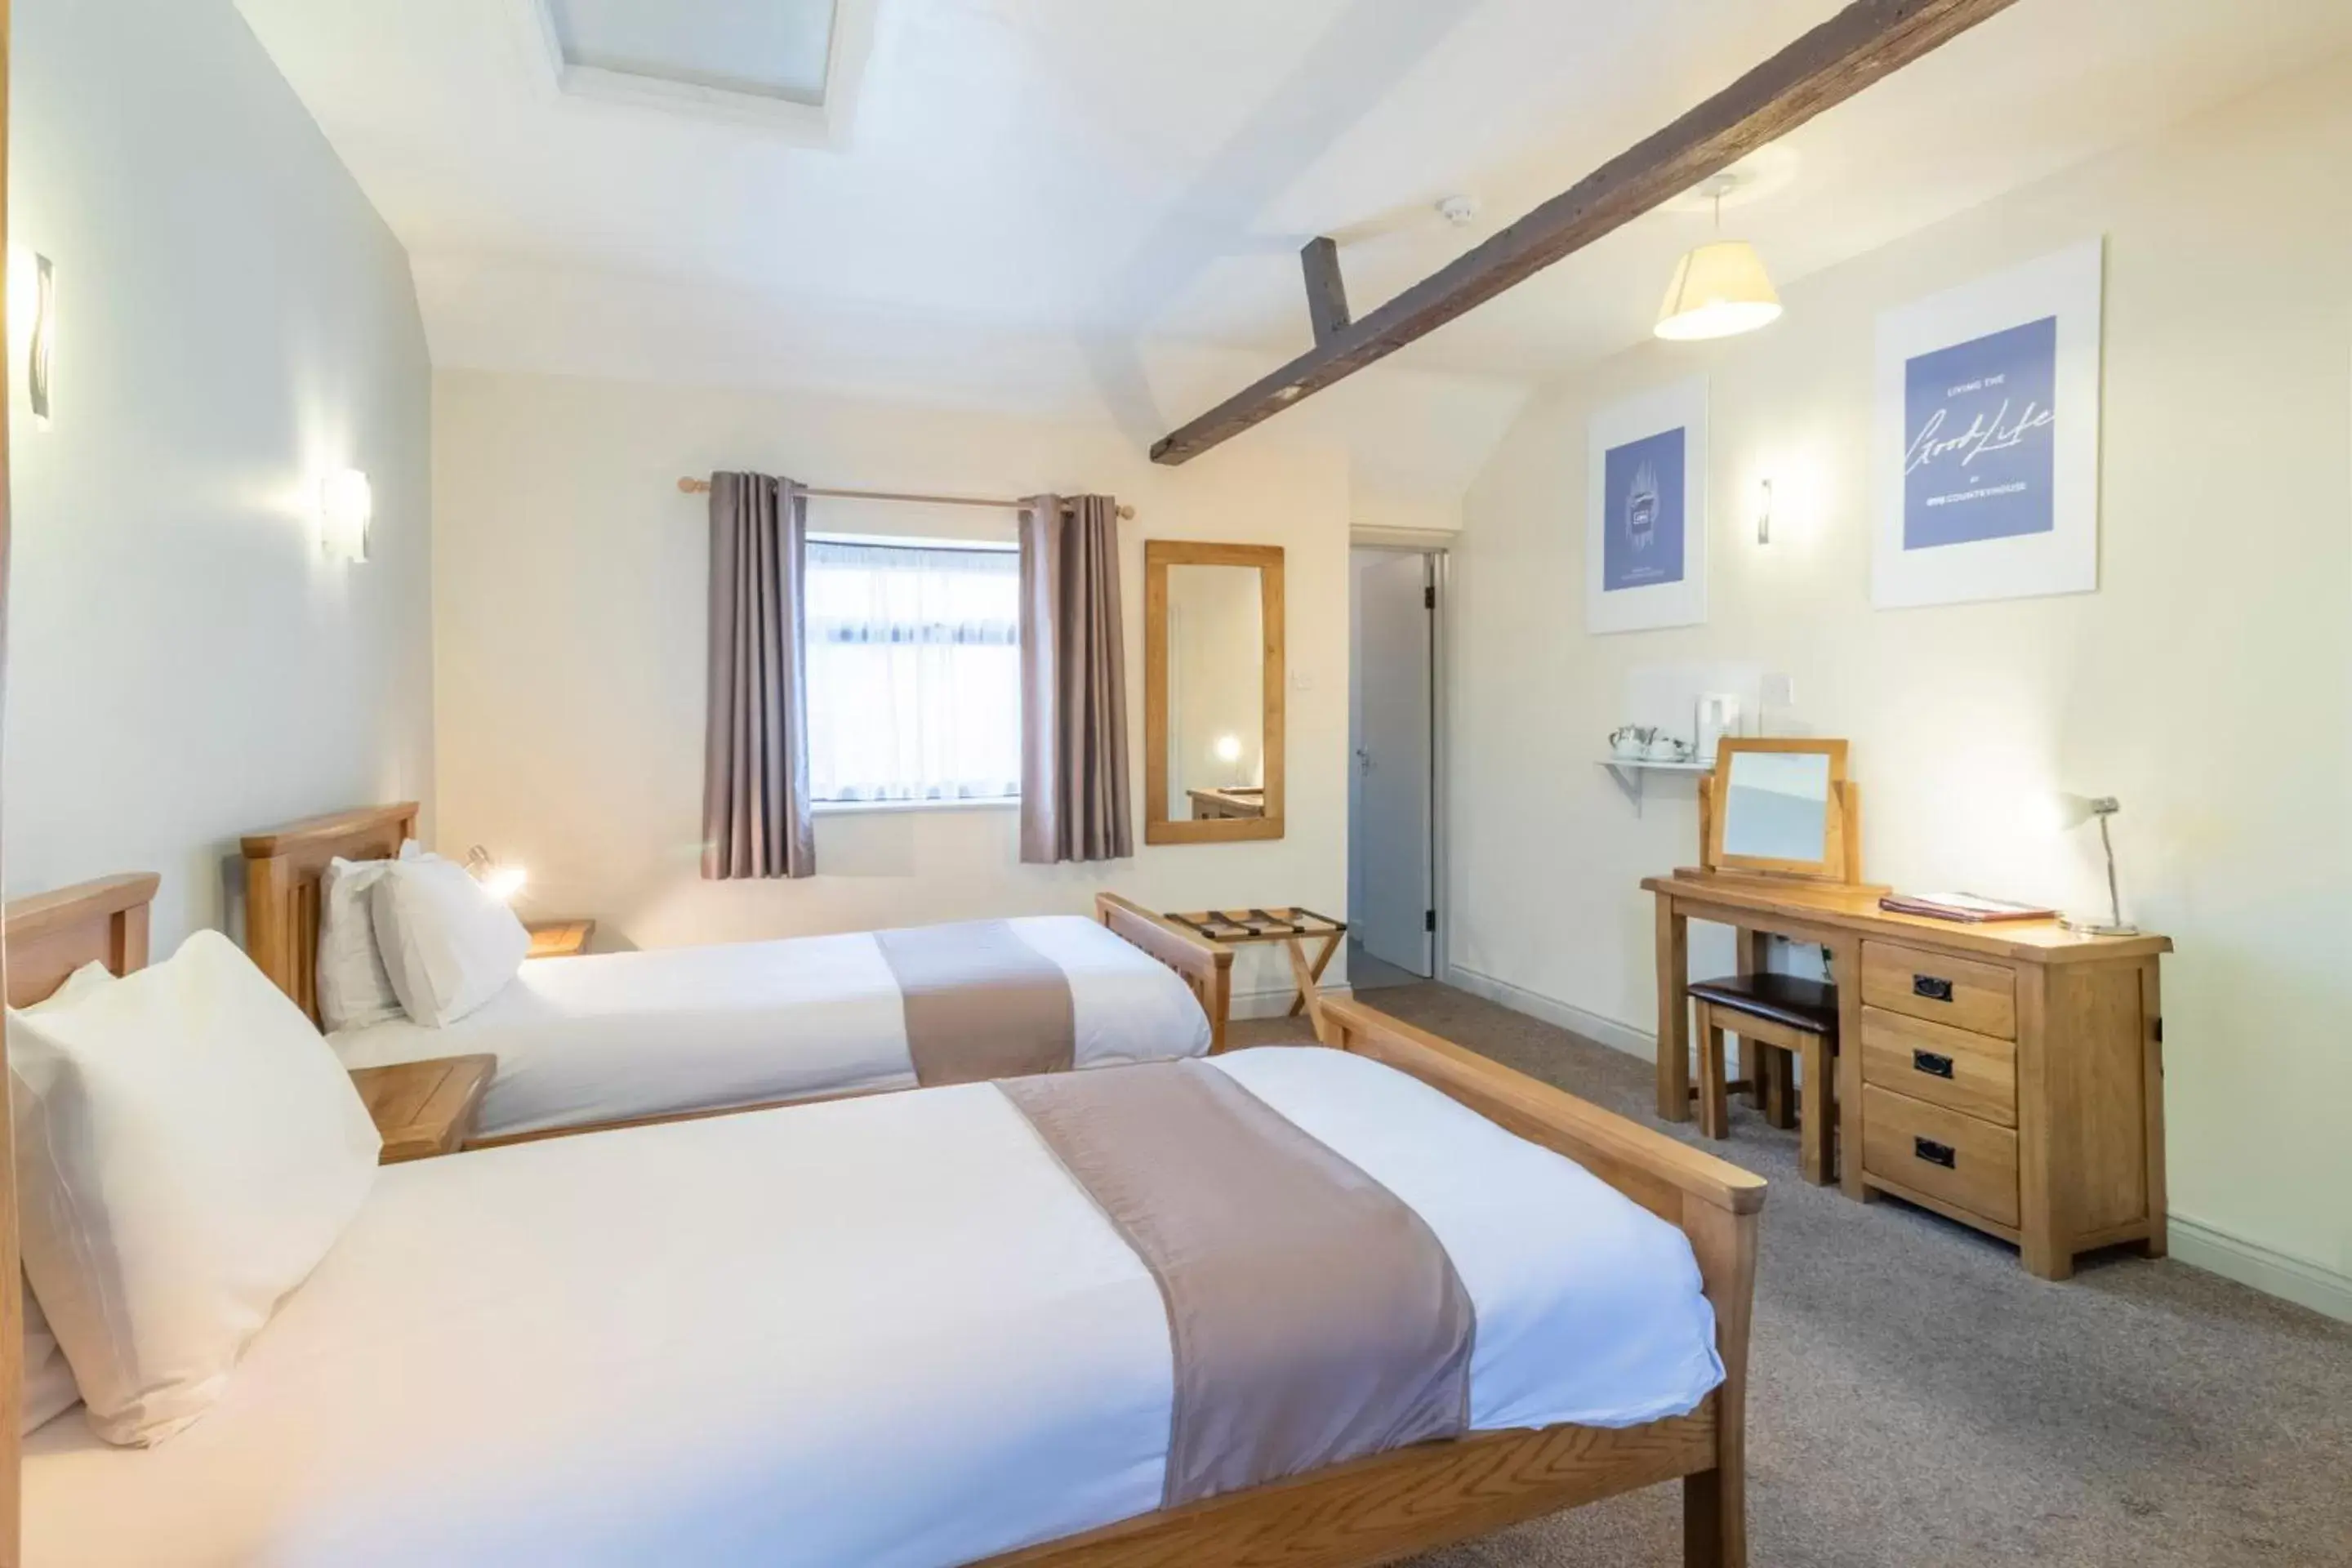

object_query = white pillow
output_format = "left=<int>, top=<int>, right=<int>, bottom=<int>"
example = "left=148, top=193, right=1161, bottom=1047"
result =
left=10, top=930, right=381, bottom=1446
left=6, top=959, right=118, bottom=1435
left=21, top=1283, right=79, bottom=1434
left=316, top=840, right=421, bottom=1032
left=369, top=855, right=531, bottom=1028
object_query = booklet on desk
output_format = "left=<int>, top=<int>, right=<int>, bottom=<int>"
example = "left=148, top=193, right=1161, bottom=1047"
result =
left=1880, top=891, right=2060, bottom=923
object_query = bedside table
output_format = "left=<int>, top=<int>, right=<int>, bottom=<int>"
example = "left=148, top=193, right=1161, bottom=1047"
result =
left=350, top=1055, right=497, bottom=1164
left=525, top=918, right=595, bottom=960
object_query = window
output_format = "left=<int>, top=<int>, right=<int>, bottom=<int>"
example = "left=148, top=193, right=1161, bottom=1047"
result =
left=804, top=539, right=1022, bottom=804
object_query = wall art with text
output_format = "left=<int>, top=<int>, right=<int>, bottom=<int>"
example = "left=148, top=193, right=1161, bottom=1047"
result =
left=1873, top=239, right=2103, bottom=608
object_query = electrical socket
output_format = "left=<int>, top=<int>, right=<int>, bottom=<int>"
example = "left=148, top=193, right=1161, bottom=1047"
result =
left=1761, top=672, right=1795, bottom=708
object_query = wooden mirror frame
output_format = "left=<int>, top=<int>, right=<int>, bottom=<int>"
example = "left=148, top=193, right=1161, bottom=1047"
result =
left=1143, top=541, right=1285, bottom=845
left=1699, top=737, right=1863, bottom=885
left=2, top=7, right=24, bottom=1550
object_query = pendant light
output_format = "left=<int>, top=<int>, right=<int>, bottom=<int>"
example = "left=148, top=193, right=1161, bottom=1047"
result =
left=1655, top=180, right=1782, bottom=342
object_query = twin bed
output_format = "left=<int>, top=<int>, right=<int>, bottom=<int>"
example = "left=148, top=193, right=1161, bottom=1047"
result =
left=239, top=804, right=1234, bottom=1141
left=6, top=871, right=1762, bottom=1567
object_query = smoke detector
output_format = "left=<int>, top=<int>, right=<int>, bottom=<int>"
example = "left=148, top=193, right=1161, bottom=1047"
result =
left=1436, top=194, right=1481, bottom=228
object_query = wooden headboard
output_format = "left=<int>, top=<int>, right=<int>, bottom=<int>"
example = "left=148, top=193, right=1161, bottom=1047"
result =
left=239, top=802, right=419, bottom=1024
left=3, top=873, right=162, bottom=1005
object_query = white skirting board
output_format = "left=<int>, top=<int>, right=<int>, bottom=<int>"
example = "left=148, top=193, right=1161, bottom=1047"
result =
left=2167, top=1217, right=2352, bottom=1325
left=1441, top=964, right=1655, bottom=1061
left=1442, top=963, right=2352, bottom=1325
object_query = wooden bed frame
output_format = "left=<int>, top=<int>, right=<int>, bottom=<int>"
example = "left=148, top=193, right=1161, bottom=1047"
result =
left=1, top=873, right=164, bottom=1568
left=983, top=998, right=1763, bottom=1567
left=1093, top=892, right=1234, bottom=1052
left=238, top=802, right=421, bottom=1027
left=3, top=873, right=158, bottom=1007
left=2, top=875, right=1759, bottom=1566
left=234, top=804, right=1237, bottom=1051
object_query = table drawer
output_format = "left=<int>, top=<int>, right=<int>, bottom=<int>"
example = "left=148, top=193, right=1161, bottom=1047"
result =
left=1861, top=1085, right=2020, bottom=1229
left=1859, top=1007, right=2017, bottom=1128
left=1860, top=940, right=2016, bottom=1039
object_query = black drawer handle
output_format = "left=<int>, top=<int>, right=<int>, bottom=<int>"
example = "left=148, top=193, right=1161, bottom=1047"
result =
left=1912, top=974, right=1955, bottom=1004
left=1913, top=1049, right=1955, bottom=1080
left=1914, top=1137, right=1957, bottom=1169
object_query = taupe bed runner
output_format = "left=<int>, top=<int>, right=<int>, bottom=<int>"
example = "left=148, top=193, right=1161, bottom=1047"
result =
left=1000, top=1059, right=1475, bottom=1506
left=875, top=920, right=1075, bottom=1086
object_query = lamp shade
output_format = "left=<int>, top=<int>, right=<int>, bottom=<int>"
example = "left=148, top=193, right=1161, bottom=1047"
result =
left=1655, top=240, right=1783, bottom=341
left=2047, top=792, right=2119, bottom=834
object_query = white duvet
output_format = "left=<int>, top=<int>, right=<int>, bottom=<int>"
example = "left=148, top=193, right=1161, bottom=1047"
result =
left=22, top=1048, right=1724, bottom=1568
left=328, top=915, right=1212, bottom=1138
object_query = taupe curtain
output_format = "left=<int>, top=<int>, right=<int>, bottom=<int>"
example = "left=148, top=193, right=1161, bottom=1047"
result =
left=702, top=471, right=815, bottom=880
left=1019, top=494, right=1132, bottom=863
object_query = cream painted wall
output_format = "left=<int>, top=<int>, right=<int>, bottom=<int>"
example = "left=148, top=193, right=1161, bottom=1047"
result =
left=3, top=0, right=434, bottom=947
left=432, top=369, right=1349, bottom=1007
left=1451, top=58, right=2352, bottom=1293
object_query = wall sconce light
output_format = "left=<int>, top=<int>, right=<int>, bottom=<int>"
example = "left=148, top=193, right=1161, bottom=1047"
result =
left=463, top=845, right=528, bottom=903
left=28, top=254, right=54, bottom=430
left=320, top=469, right=372, bottom=563
left=8, top=249, right=56, bottom=430
left=1757, top=478, right=1774, bottom=545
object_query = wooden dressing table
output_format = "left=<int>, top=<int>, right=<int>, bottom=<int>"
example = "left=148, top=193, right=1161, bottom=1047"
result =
left=1649, top=742, right=2172, bottom=1280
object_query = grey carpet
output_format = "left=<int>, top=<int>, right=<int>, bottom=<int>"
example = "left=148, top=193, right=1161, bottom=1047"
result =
left=1234, top=987, right=2352, bottom=1567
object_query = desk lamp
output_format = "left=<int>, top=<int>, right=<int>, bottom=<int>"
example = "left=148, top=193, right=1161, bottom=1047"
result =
left=2050, top=794, right=2136, bottom=937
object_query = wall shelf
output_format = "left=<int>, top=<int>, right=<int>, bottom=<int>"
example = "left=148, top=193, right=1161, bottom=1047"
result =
left=1599, top=756, right=1712, bottom=815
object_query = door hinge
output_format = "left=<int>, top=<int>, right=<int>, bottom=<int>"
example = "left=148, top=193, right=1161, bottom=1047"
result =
left=1424, top=909, right=1437, bottom=933
left=1423, top=586, right=1436, bottom=609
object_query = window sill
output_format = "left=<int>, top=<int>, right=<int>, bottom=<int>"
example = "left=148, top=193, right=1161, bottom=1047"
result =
left=813, top=797, right=1021, bottom=817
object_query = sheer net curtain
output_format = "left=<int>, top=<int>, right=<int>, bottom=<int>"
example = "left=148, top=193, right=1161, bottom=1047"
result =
left=804, top=541, right=1023, bottom=804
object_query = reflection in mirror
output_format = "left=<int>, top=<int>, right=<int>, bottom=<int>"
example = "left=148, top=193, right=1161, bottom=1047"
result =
left=1721, top=749, right=1832, bottom=863
left=1165, top=564, right=1266, bottom=821
left=1145, top=541, right=1283, bottom=844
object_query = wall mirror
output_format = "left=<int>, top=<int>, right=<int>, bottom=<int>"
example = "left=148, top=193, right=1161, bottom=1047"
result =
left=1701, top=737, right=1858, bottom=883
left=1144, top=541, right=1285, bottom=844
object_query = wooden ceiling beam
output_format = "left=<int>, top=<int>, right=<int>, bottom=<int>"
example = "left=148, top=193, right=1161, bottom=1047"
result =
left=1300, top=236, right=1352, bottom=344
left=1151, top=0, right=2022, bottom=466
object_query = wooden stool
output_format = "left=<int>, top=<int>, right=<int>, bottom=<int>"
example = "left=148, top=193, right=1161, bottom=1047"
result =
left=1690, top=973, right=1840, bottom=1185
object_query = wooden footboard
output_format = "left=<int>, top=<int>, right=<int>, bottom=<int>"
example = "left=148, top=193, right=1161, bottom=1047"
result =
left=1096, top=893, right=1234, bottom=1054
left=985, top=999, right=1765, bottom=1568
left=1321, top=998, right=1762, bottom=1566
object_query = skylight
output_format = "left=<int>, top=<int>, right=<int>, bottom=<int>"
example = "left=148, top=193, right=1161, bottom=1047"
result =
left=545, top=0, right=838, bottom=107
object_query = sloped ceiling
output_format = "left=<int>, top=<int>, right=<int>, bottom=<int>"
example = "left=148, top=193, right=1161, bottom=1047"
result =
left=239, top=0, right=2352, bottom=497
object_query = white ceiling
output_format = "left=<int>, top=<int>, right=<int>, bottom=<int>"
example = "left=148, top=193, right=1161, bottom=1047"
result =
left=238, top=0, right=2352, bottom=469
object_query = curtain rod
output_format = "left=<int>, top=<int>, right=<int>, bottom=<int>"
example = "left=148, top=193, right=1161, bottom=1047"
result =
left=676, top=477, right=1134, bottom=522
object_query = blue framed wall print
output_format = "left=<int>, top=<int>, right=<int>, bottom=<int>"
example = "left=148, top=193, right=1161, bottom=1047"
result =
left=1872, top=239, right=2103, bottom=608
left=1587, top=377, right=1708, bottom=633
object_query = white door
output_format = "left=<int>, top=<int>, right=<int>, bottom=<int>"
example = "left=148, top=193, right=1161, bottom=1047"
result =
left=1349, top=550, right=1435, bottom=977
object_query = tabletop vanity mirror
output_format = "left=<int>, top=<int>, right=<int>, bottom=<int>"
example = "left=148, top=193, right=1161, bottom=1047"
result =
left=1144, top=541, right=1285, bottom=844
left=1699, top=737, right=1860, bottom=884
